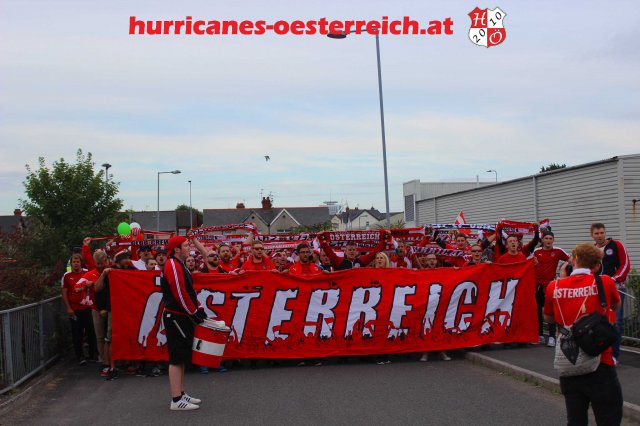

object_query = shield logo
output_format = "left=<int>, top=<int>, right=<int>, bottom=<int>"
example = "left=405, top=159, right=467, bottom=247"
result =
left=468, top=7, right=507, bottom=48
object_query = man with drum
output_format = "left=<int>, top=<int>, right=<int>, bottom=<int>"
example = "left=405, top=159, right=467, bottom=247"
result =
left=161, top=236, right=207, bottom=411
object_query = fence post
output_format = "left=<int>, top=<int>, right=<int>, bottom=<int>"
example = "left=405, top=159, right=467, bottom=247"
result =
left=39, top=302, right=45, bottom=368
left=2, top=312, right=14, bottom=387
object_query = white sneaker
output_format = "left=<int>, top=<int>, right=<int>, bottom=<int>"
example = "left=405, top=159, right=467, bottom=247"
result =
left=547, top=337, right=556, bottom=347
left=419, top=353, right=428, bottom=362
left=539, top=335, right=546, bottom=344
left=182, top=393, right=202, bottom=404
left=439, top=351, right=451, bottom=361
left=170, top=397, right=199, bottom=411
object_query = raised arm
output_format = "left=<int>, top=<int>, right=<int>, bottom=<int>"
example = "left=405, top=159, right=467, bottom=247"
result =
left=319, top=233, right=342, bottom=268
left=358, top=230, right=391, bottom=266
left=82, top=237, right=95, bottom=270
left=190, top=236, right=211, bottom=258
left=523, top=223, right=540, bottom=256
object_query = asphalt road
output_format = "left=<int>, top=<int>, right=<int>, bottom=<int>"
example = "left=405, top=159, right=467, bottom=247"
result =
left=1, top=355, right=621, bottom=426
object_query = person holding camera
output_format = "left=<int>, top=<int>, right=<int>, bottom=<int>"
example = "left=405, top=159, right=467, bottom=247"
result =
left=543, top=243, right=622, bottom=425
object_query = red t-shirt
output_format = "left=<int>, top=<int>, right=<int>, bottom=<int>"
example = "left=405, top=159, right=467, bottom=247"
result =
left=496, top=252, right=527, bottom=264
left=241, top=256, right=275, bottom=271
left=390, top=255, right=412, bottom=269
left=219, top=257, right=241, bottom=273
left=544, top=273, right=620, bottom=366
left=289, top=262, right=322, bottom=276
left=75, top=269, right=100, bottom=310
left=61, top=270, right=89, bottom=311
left=533, top=247, right=569, bottom=286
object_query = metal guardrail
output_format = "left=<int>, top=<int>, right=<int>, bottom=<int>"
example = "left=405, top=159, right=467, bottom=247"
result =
left=0, top=296, right=66, bottom=394
left=622, top=274, right=640, bottom=344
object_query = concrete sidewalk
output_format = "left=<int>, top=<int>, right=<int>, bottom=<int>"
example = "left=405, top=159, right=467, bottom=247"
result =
left=465, top=344, right=640, bottom=423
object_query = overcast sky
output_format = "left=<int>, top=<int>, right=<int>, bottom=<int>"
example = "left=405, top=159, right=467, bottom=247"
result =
left=1, top=1, right=638, bottom=217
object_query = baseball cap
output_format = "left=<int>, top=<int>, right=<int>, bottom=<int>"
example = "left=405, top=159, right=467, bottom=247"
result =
left=114, top=250, right=131, bottom=262
left=166, top=236, right=187, bottom=255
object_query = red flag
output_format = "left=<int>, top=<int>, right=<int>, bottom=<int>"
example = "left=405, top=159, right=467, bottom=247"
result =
left=455, top=211, right=471, bottom=236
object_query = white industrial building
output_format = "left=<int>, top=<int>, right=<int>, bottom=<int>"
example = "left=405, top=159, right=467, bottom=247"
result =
left=404, top=154, right=640, bottom=268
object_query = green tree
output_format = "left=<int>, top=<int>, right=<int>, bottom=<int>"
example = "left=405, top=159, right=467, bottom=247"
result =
left=540, top=163, right=566, bottom=173
left=374, top=218, right=406, bottom=230
left=176, top=204, right=203, bottom=226
left=291, top=221, right=332, bottom=233
left=20, top=149, right=124, bottom=266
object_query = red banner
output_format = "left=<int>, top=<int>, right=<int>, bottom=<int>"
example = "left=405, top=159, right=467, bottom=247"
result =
left=110, top=261, right=537, bottom=361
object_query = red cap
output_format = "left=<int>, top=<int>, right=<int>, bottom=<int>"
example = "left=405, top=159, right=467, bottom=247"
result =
left=166, top=236, right=187, bottom=255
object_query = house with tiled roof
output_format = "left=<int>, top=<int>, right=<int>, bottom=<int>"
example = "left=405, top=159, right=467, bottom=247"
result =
left=330, top=207, right=404, bottom=230
left=203, top=197, right=330, bottom=234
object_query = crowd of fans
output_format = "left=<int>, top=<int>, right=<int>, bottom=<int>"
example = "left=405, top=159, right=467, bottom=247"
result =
left=60, top=221, right=630, bottom=378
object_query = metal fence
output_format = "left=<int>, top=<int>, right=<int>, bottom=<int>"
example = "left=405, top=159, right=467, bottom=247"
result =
left=0, top=296, right=67, bottom=394
left=622, top=274, right=640, bottom=344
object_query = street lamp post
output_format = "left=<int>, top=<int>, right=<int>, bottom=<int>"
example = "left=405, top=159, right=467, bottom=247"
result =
left=188, top=180, right=193, bottom=230
left=328, top=31, right=391, bottom=228
left=157, top=170, right=181, bottom=231
left=486, top=169, right=498, bottom=183
left=101, top=163, right=112, bottom=184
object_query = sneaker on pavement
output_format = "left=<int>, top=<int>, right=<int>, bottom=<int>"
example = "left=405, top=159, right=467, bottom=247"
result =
left=439, top=351, right=451, bottom=361
left=100, top=366, right=110, bottom=377
left=213, top=365, right=228, bottom=373
left=539, top=335, right=546, bottom=344
left=150, top=367, right=162, bottom=377
left=198, top=366, right=209, bottom=374
left=419, top=353, right=428, bottom=362
left=547, top=337, right=556, bottom=347
left=170, top=398, right=199, bottom=411
left=106, top=369, right=119, bottom=381
left=182, top=393, right=202, bottom=404
left=78, top=359, right=87, bottom=366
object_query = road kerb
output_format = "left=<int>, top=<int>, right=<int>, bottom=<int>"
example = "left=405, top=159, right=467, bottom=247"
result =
left=464, top=351, right=640, bottom=424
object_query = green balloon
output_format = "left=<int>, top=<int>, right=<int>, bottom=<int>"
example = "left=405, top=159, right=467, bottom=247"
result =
left=117, top=222, right=131, bottom=235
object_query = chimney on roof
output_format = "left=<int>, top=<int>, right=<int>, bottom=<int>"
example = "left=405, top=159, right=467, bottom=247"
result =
left=14, top=209, right=22, bottom=217
left=236, top=202, right=245, bottom=209
left=261, top=196, right=272, bottom=209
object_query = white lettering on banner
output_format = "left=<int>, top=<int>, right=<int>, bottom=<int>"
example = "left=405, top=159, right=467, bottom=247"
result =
left=444, top=281, right=478, bottom=334
left=138, top=291, right=163, bottom=347
left=133, top=274, right=530, bottom=347
left=304, top=289, right=340, bottom=338
left=422, top=283, right=443, bottom=334
left=388, top=285, right=417, bottom=338
left=230, top=292, right=260, bottom=343
left=345, top=287, right=382, bottom=337
left=266, top=289, right=299, bottom=342
left=197, top=290, right=225, bottom=319
left=137, top=275, right=164, bottom=347
left=481, top=279, right=518, bottom=334
left=553, top=284, right=598, bottom=299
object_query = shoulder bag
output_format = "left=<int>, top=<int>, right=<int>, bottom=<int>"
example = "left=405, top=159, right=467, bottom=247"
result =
left=552, top=280, right=600, bottom=377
